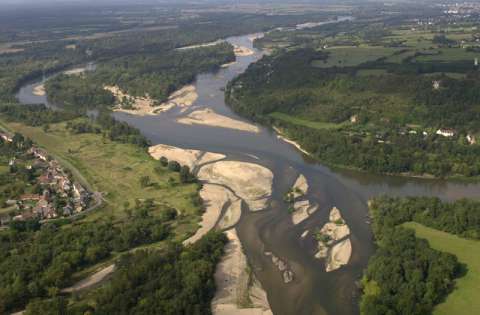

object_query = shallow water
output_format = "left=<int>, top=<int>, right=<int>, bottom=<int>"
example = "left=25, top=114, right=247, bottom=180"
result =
left=16, top=23, right=480, bottom=315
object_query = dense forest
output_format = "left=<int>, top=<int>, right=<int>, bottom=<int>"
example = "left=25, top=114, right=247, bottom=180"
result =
left=359, top=196, right=476, bottom=315
left=44, top=42, right=235, bottom=110
left=227, top=47, right=480, bottom=177
left=0, top=105, right=149, bottom=148
left=0, top=199, right=176, bottom=313
left=22, top=231, right=227, bottom=315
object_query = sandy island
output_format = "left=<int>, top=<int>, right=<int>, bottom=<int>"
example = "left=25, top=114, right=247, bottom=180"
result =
left=288, top=174, right=318, bottom=225
left=148, top=144, right=225, bottom=170
left=147, top=144, right=274, bottom=313
left=233, top=45, right=254, bottom=57
left=314, top=207, right=352, bottom=272
left=33, top=84, right=46, bottom=96
left=212, top=229, right=272, bottom=315
left=177, top=108, right=260, bottom=133
left=198, top=161, right=273, bottom=212
left=107, top=84, right=198, bottom=116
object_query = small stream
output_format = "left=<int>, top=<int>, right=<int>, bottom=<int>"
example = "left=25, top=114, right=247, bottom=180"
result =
left=15, top=19, right=480, bottom=315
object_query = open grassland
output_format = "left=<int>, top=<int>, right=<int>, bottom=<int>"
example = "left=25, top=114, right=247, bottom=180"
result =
left=0, top=119, right=201, bottom=230
left=312, top=46, right=397, bottom=68
left=269, top=111, right=347, bottom=130
left=404, top=222, right=480, bottom=315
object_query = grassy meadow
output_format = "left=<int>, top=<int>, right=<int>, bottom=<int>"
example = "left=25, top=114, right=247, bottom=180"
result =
left=0, top=118, right=202, bottom=239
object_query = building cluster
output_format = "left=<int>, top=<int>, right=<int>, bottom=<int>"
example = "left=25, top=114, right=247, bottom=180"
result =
left=1, top=142, right=91, bottom=224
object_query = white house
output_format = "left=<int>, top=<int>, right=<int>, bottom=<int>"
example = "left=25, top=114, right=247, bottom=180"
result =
left=436, top=129, right=455, bottom=137
left=467, top=134, right=476, bottom=145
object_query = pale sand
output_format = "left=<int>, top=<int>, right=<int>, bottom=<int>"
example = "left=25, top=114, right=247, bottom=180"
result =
left=292, top=200, right=318, bottom=225
left=273, top=127, right=310, bottom=156
left=148, top=144, right=225, bottom=170
left=33, top=84, right=46, bottom=96
left=221, top=61, right=238, bottom=68
left=177, top=40, right=225, bottom=50
left=217, top=198, right=242, bottom=230
left=108, top=84, right=198, bottom=116
left=64, top=67, right=86, bottom=75
left=319, top=222, right=350, bottom=242
left=198, top=161, right=273, bottom=212
left=314, top=207, right=353, bottom=272
left=293, top=174, right=309, bottom=198
left=177, top=108, right=260, bottom=133
left=212, top=229, right=272, bottom=315
left=326, top=238, right=352, bottom=272
left=233, top=45, right=254, bottom=57
left=329, top=207, right=343, bottom=222
left=184, top=184, right=234, bottom=245
left=62, top=264, right=115, bottom=293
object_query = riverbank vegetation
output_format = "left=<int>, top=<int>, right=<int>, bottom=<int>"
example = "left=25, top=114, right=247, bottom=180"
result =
left=362, top=196, right=480, bottom=315
left=0, top=113, right=206, bottom=312
left=227, top=12, right=480, bottom=178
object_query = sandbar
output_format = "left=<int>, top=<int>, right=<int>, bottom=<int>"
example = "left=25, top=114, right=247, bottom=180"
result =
left=33, top=84, right=46, bottom=96
left=177, top=108, right=260, bottom=133
left=108, top=84, right=198, bottom=116
left=233, top=45, right=254, bottom=57
left=184, top=184, right=235, bottom=245
left=198, top=161, right=273, bottom=211
left=212, top=229, right=272, bottom=315
left=148, top=144, right=225, bottom=170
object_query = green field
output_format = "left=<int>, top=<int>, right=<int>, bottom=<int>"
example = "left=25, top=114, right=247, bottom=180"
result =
left=404, top=222, right=480, bottom=315
left=269, top=112, right=347, bottom=130
left=0, top=118, right=201, bottom=237
left=311, top=46, right=397, bottom=68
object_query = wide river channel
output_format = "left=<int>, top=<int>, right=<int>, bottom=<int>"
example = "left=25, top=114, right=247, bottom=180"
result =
left=16, top=21, right=480, bottom=315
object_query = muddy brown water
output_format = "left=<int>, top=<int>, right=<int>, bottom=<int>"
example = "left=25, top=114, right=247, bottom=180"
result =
left=16, top=21, right=480, bottom=315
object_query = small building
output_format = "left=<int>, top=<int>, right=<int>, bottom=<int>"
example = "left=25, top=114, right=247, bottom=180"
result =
left=30, top=147, right=48, bottom=161
left=436, top=128, right=456, bottom=137
left=0, top=133, right=13, bottom=143
left=432, top=80, right=441, bottom=90
left=350, top=115, right=358, bottom=123
left=19, top=194, right=42, bottom=202
left=467, top=134, right=477, bottom=145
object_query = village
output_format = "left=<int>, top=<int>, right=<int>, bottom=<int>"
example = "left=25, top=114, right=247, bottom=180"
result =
left=0, top=132, right=91, bottom=226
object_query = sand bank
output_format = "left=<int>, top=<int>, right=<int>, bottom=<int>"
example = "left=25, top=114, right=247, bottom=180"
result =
left=177, top=40, right=224, bottom=50
left=326, top=238, right=352, bottom=272
left=184, top=184, right=236, bottom=245
left=217, top=198, right=242, bottom=230
left=221, top=61, right=238, bottom=68
left=33, top=84, right=46, bottom=96
left=293, top=174, right=308, bottom=198
left=198, top=161, right=273, bottom=211
left=264, top=252, right=294, bottom=284
left=292, top=200, right=318, bottom=225
left=234, top=45, right=254, bottom=57
left=177, top=108, right=260, bottom=133
left=287, top=174, right=317, bottom=225
left=314, top=207, right=352, bottom=272
left=148, top=144, right=225, bottom=170
left=64, top=67, right=86, bottom=75
left=273, top=127, right=310, bottom=156
left=108, top=84, right=198, bottom=116
left=212, top=229, right=272, bottom=315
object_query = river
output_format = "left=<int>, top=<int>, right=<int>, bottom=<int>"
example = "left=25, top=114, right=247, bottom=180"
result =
left=16, top=20, right=480, bottom=315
